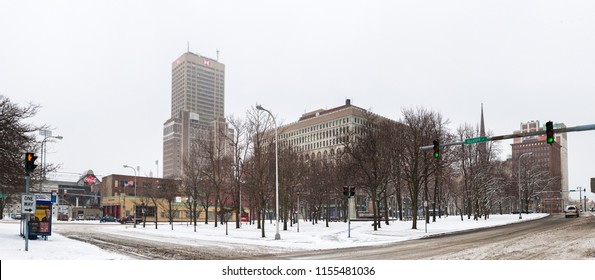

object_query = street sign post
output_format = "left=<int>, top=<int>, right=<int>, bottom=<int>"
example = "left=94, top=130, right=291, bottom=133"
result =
left=22, top=192, right=35, bottom=252
left=21, top=194, right=36, bottom=214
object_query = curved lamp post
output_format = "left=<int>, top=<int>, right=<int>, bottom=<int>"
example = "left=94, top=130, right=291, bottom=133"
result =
left=123, top=165, right=137, bottom=228
left=39, top=130, right=63, bottom=185
left=518, top=152, right=532, bottom=220
left=256, top=104, right=280, bottom=240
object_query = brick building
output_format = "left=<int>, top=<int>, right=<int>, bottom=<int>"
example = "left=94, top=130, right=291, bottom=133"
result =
left=511, top=121, right=568, bottom=213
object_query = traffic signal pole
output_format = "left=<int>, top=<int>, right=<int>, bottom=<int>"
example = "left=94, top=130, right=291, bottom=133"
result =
left=348, top=196, right=351, bottom=238
left=25, top=174, right=30, bottom=251
left=343, top=186, right=355, bottom=238
left=24, top=152, right=37, bottom=252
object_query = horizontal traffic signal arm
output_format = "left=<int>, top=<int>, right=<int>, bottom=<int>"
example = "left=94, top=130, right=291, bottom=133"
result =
left=419, top=123, right=595, bottom=150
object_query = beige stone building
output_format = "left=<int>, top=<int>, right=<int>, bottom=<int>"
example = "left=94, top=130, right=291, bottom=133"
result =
left=270, top=99, right=384, bottom=218
left=276, top=99, right=368, bottom=161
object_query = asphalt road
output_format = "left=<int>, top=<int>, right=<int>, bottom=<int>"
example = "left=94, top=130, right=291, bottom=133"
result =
left=261, top=213, right=595, bottom=260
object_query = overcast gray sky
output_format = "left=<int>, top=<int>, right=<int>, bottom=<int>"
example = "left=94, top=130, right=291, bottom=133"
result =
left=1, top=0, right=593, bottom=201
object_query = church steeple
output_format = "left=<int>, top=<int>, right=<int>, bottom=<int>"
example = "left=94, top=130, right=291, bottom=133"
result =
left=480, top=103, right=486, bottom=137
left=479, top=103, right=488, bottom=162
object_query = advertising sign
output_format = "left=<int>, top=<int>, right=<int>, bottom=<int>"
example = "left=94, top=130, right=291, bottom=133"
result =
left=27, top=198, right=52, bottom=237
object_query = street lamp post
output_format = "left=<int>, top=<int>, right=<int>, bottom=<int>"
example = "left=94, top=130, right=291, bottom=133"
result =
left=256, top=104, right=280, bottom=240
left=123, top=165, right=137, bottom=228
left=39, top=130, right=62, bottom=221
left=39, top=130, right=63, bottom=187
left=296, top=192, right=300, bottom=233
left=518, top=152, right=533, bottom=220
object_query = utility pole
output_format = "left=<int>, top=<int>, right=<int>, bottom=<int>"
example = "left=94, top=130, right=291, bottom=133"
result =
left=577, top=187, right=586, bottom=212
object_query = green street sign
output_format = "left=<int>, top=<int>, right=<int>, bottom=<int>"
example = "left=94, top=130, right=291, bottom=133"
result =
left=464, top=136, right=489, bottom=145
left=569, top=190, right=576, bottom=192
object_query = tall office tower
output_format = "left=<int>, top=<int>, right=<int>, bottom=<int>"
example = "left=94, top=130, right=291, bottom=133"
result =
left=171, top=52, right=225, bottom=125
left=163, top=52, right=226, bottom=179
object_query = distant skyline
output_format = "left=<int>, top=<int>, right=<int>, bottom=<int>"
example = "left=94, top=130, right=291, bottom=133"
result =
left=0, top=1, right=593, bottom=201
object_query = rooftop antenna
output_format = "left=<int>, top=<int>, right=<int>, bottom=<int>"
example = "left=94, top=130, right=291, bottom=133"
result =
left=187, top=41, right=190, bottom=53
left=216, top=49, right=220, bottom=61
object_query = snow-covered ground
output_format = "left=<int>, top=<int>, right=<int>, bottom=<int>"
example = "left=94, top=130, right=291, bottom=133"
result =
left=0, top=213, right=549, bottom=259
left=1, top=213, right=591, bottom=280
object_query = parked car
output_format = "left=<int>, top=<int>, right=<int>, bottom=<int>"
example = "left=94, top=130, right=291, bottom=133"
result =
left=58, top=214, right=69, bottom=221
left=564, top=205, right=579, bottom=218
left=512, top=210, right=533, bottom=214
left=99, top=216, right=118, bottom=223
left=118, top=215, right=142, bottom=224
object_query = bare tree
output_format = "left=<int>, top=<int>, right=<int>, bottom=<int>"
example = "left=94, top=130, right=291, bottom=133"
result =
left=182, top=142, right=208, bottom=232
left=225, top=115, right=250, bottom=229
left=277, top=141, right=303, bottom=230
left=341, top=111, right=394, bottom=231
left=399, top=108, right=446, bottom=230
left=519, top=159, right=557, bottom=213
left=143, top=180, right=171, bottom=229
left=244, top=106, right=275, bottom=238
left=158, top=177, right=181, bottom=230
left=303, top=160, right=323, bottom=225
left=201, top=121, right=233, bottom=227
left=0, top=96, right=41, bottom=219
left=453, top=123, right=503, bottom=220
left=301, top=157, right=337, bottom=227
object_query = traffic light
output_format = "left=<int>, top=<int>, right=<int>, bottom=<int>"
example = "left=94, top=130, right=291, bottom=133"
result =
left=545, top=121, right=554, bottom=144
left=343, top=186, right=356, bottom=198
left=25, top=152, right=38, bottom=173
left=433, top=140, right=440, bottom=159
